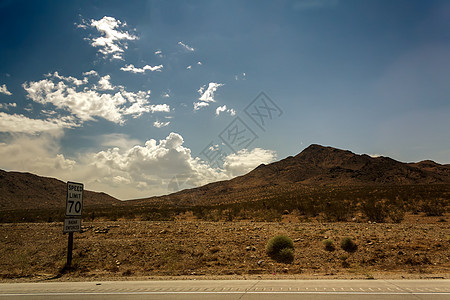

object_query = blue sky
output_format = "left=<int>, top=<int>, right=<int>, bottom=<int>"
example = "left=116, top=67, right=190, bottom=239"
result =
left=0, top=0, right=449, bottom=199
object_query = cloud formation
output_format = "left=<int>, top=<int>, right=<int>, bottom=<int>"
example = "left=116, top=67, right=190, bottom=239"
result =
left=80, top=132, right=276, bottom=198
left=0, top=134, right=76, bottom=176
left=215, top=105, right=236, bottom=116
left=0, top=112, right=77, bottom=134
left=121, top=64, right=163, bottom=73
left=178, top=41, right=195, bottom=52
left=82, top=16, right=138, bottom=60
left=23, top=72, right=170, bottom=124
left=0, top=84, right=12, bottom=95
left=194, top=82, right=224, bottom=110
left=223, top=148, right=276, bottom=177
left=82, top=132, right=227, bottom=198
left=0, top=130, right=276, bottom=199
left=0, top=102, right=16, bottom=110
left=97, top=75, right=114, bottom=90
left=82, top=70, right=98, bottom=77
left=153, top=120, right=170, bottom=128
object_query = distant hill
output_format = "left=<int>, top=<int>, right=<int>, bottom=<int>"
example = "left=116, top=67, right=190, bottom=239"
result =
left=131, top=144, right=450, bottom=207
left=0, top=170, right=120, bottom=211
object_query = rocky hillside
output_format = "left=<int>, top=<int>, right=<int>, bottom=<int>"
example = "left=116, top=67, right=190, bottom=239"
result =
left=132, top=144, right=450, bottom=207
left=0, top=170, right=120, bottom=211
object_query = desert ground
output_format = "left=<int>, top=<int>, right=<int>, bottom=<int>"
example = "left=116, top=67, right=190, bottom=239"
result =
left=0, top=213, right=448, bottom=282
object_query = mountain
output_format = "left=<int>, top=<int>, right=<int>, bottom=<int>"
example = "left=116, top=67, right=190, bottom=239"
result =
left=131, top=144, right=450, bottom=207
left=239, top=144, right=450, bottom=186
left=0, top=169, right=120, bottom=211
left=2, top=145, right=449, bottom=211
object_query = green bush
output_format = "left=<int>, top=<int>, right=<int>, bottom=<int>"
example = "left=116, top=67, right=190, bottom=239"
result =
left=266, top=235, right=294, bottom=263
left=278, top=248, right=294, bottom=263
left=266, top=235, right=294, bottom=256
left=323, top=239, right=334, bottom=251
left=341, top=237, right=357, bottom=252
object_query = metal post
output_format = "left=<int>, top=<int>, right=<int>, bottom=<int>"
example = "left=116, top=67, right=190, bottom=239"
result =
left=67, top=232, right=73, bottom=267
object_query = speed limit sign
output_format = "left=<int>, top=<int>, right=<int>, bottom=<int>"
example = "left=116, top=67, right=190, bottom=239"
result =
left=66, top=182, right=83, bottom=217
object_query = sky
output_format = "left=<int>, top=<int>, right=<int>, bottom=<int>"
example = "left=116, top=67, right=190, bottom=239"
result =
left=0, top=0, right=449, bottom=200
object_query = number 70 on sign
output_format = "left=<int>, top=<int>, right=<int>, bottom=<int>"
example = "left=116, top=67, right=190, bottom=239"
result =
left=66, top=182, right=83, bottom=217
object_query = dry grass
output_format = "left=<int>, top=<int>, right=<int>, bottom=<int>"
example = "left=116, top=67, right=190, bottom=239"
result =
left=0, top=215, right=449, bottom=281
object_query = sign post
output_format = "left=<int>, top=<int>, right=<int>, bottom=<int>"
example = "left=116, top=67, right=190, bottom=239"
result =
left=64, top=181, right=83, bottom=267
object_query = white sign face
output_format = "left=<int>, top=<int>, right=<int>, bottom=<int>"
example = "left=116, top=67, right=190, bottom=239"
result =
left=63, top=218, right=82, bottom=233
left=66, top=181, right=83, bottom=217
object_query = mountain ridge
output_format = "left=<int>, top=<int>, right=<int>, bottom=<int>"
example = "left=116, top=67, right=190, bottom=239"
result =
left=130, top=144, right=450, bottom=206
left=1, top=144, right=449, bottom=210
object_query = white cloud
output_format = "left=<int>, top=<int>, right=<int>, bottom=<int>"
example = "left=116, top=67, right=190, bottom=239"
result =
left=0, top=129, right=277, bottom=199
left=120, top=64, right=163, bottom=73
left=83, top=16, right=138, bottom=60
left=0, top=112, right=77, bottom=134
left=24, top=104, right=33, bottom=112
left=153, top=120, right=170, bottom=128
left=194, top=82, right=224, bottom=111
left=216, top=106, right=226, bottom=115
left=187, top=62, right=202, bottom=70
left=198, top=82, right=223, bottom=102
left=23, top=72, right=170, bottom=124
left=223, top=148, right=276, bottom=177
left=215, top=105, right=236, bottom=116
left=49, top=71, right=87, bottom=86
left=81, top=132, right=276, bottom=198
left=162, top=90, right=170, bottom=98
left=0, top=133, right=76, bottom=176
left=178, top=41, right=195, bottom=52
left=193, top=101, right=210, bottom=111
left=98, top=133, right=141, bottom=150
left=154, top=50, right=163, bottom=58
left=0, top=102, right=16, bottom=110
left=97, top=75, right=114, bottom=90
left=82, top=70, right=98, bottom=77
left=149, top=104, right=170, bottom=112
left=0, top=84, right=12, bottom=95
left=81, top=132, right=227, bottom=198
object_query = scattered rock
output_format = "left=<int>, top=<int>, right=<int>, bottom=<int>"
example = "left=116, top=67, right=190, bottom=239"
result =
left=94, top=228, right=109, bottom=234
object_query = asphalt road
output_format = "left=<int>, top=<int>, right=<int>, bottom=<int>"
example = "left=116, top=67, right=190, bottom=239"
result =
left=0, top=279, right=449, bottom=299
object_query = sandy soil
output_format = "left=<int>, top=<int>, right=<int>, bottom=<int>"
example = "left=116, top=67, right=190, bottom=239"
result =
left=0, top=216, right=449, bottom=282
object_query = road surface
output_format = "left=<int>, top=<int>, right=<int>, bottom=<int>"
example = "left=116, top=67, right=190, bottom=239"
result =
left=0, top=279, right=449, bottom=299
